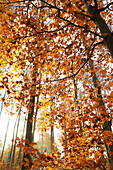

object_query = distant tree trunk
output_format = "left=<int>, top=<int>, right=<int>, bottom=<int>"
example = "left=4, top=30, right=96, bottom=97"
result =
left=71, top=59, right=77, bottom=104
left=32, top=71, right=41, bottom=142
left=72, top=58, right=84, bottom=133
left=8, top=115, right=18, bottom=164
left=8, top=107, right=21, bottom=165
left=11, top=112, right=20, bottom=164
left=72, top=59, right=84, bottom=155
left=49, top=72, right=54, bottom=153
left=0, top=89, right=6, bottom=116
left=0, top=106, right=12, bottom=161
left=41, top=128, right=44, bottom=154
left=89, top=58, right=113, bottom=167
left=22, top=74, right=36, bottom=170
left=18, top=113, right=27, bottom=167
left=50, top=104, right=54, bottom=152
left=32, top=96, right=39, bottom=141
left=64, top=116, right=67, bottom=158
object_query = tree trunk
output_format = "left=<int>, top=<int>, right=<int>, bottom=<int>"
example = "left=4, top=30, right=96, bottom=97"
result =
left=0, top=89, right=6, bottom=116
left=41, top=128, right=44, bottom=154
left=8, top=115, right=17, bottom=164
left=89, top=59, right=113, bottom=167
left=0, top=106, right=12, bottom=161
left=50, top=104, right=54, bottom=152
left=84, top=0, right=113, bottom=58
left=11, top=113, right=20, bottom=164
left=32, top=96, right=39, bottom=141
left=18, top=114, right=27, bottom=166
left=21, top=75, right=36, bottom=170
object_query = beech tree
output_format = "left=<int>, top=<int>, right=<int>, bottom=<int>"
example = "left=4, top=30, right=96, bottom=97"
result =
left=0, top=0, right=113, bottom=169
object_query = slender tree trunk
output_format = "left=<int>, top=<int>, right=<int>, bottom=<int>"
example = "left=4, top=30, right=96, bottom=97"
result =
left=22, top=74, right=36, bottom=170
left=0, top=89, right=6, bottom=116
left=22, top=95, right=35, bottom=170
left=50, top=104, right=54, bottom=152
left=89, top=58, right=113, bottom=167
left=71, top=59, right=81, bottom=129
left=0, top=107, right=12, bottom=161
left=18, top=113, right=27, bottom=167
left=11, top=113, right=20, bottom=164
left=32, top=96, right=39, bottom=141
left=63, top=98, right=67, bottom=159
left=64, top=118, right=67, bottom=158
left=41, top=128, right=44, bottom=154
left=8, top=115, right=18, bottom=164
left=32, top=71, right=41, bottom=142
left=72, top=59, right=85, bottom=157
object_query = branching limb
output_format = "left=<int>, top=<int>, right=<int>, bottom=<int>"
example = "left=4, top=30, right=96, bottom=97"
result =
left=41, top=0, right=62, bottom=11
left=59, top=16, right=102, bottom=38
left=40, top=0, right=102, bottom=37
left=31, top=2, right=54, bottom=10
left=47, top=40, right=104, bottom=83
left=14, top=23, right=70, bottom=39
left=99, top=2, right=113, bottom=12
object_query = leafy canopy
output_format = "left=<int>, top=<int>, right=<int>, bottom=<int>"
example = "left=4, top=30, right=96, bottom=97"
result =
left=0, top=0, right=113, bottom=169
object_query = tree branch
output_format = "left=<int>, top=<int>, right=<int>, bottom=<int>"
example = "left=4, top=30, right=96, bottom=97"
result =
left=99, top=2, right=113, bottom=12
left=41, top=0, right=62, bottom=11
left=59, top=16, right=103, bottom=38
left=46, top=40, right=104, bottom=83
left=41, top=0, right=102, bottom=37
left=14, top=23, right=70, bottom=39
left=31, top=2, right=54, bottom=10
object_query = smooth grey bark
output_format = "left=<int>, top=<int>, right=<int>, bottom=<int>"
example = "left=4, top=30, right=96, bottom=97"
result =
left=84, top=0, right=113, bottom=58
